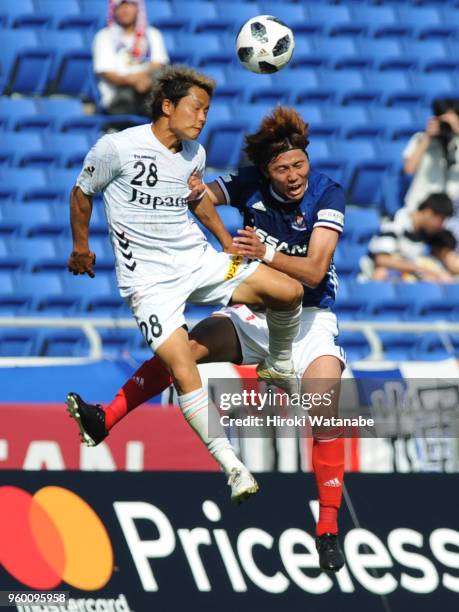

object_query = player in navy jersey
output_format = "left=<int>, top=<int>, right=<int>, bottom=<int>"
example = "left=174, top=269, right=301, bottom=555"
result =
left=70, top=106, right=346, bottom=571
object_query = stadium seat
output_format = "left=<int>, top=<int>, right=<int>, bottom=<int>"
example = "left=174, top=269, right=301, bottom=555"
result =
left=44, top=134, right=89, bottom=169
left=348, top=161, right=395, bottom=208
left=206, top=123, right=248, bottom=169
left=395, top=282, right=445, bottom=320
left=0, top=0, right=35, bottom=28
left=1, top=31, right=39, bottom=89
left=337, top=331, right=371, bottom=361
left=53, top=51, right=95, bottom=99
left=403, top=40, right=447, bottom=65
left=307, top=138, right=329, bottom=161
left=5, top=48, right=55, bottom=95
left=415, top=333, right=451, bottom=360
left=9, top=236, right=57, bottom=271
left=99, top=329, right=140, bottom=357
left=37, top=329, right=90, bottom=357
left=230, top=103, right=273, bottom=129
left=344, top=207, right=380, bottom=244
left=314, top=160, right=348, bottom=186
left=2, top=203, right=52, bottom=237
left=0, top=331, right=38, bottom=357
left=36, top=98, right=82, bottom=118
left=215, top=2, right=262, bottom=31
left=378, top=332, right=420, bottom=361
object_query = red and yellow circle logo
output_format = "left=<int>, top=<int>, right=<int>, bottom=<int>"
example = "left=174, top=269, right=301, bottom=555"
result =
left=0, top=486, right=113, bottom=590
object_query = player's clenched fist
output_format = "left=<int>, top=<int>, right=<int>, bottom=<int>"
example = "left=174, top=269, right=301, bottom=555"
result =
left=68, top=250, right=96, bottom=278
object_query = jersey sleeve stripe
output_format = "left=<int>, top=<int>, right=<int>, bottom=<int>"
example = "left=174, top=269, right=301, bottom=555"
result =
left=313, top=220, right=344, bottom=232
left=216, top=176, right=231, bottom=204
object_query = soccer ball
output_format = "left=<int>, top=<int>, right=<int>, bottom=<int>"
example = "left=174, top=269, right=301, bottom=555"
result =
left=236, top=15, right=295, bottom=74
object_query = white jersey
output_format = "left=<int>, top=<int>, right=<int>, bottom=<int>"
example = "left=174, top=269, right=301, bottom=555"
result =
left=76, top=124, right=208, bottom=296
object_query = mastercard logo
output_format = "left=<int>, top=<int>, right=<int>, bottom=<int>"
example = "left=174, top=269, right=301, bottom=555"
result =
left=0, top=486, right=113, bottom=590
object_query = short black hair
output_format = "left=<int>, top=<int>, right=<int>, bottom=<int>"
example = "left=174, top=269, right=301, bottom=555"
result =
left=149, top=65, right=215, bottom=122
left=428, top=228, right=457, bottom=253
left=418, top=192, right=453, bottom=217
left=432, top=97, right=459, bottom=117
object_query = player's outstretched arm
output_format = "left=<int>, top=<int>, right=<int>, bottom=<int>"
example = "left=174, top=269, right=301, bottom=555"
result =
left=68, top=186, right=96, bottom=278
left=189, top=181, right=234, bottom=251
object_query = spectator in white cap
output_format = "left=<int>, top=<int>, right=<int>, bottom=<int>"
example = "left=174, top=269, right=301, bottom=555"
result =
left=93, top=0, right=169, bottom=115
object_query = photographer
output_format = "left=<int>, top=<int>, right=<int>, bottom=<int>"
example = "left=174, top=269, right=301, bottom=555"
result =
left=403, top=98, right=459, bottom=212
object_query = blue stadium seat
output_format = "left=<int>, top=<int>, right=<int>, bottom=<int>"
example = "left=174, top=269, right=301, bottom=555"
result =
left=370, top=107, right=414, bottom=138
left=260, top=3, right=306, bottom=24
left=16, top=271, right=63, bottom=307
left=333, top=282, right=395, bottom=321
left=312, top=160, right=348, bottom=186
left=344, top=207, right=380, bottom=245
left=9, top=236, right=57, bottom=271
left=403, top=40, right=447, bottom=64
left=338, top=331, right=371, bottom=361
left=38, top=32, right=86, bottom=83
left=378, top=332, right=420, bottom=361
left=99, top=329, right=140, bottom=357
left=307, top=138, right=329, bottom=161
left=176, top=32, right=222, bottom=55
left=1, top=31, right=39, bottom=88
left=2, top=203, right=52, bottom=237
left=349, top=5, right=397, bottom=28
left=395, top=282, right=445, bottom=320
left=295, top=103, right=323, bottom=125
left=0, top=98, right=37, bottom=131
left=206, top=123, right=248, bottom=169
left=0, top=169, right=47, bottom=202
left=0, top=0, right=35, bottom=27
left=352, top=282, right=400, bottom=320
left=313, top=38, right=358, bottom=70
left=348, top=161, right=395, bottom=208
left=415, top=333, right=451, bottom=360
left=328, top=141, right=376, bottom=185
left=53, top=51, right=95, bottom=99
left=230, top=103, right=273, bottom=129
left=397, top=6, right=441, bottom=27
left=304, top=4, right=351, bottom=25
left=44, top=134, right=90, bottom=169
left=37, top=329, right=90, bottom=357
left=5, top=48, right=55, bottom=95
left=223, top=68, right=273, bottom=103
left=215, top=2, right=262, bottom=32
left=0, top=331, right=38, bottom=356
left=411, top=73, right=456, bottom=103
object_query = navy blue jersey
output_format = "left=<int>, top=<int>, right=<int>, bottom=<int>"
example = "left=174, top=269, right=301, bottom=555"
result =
left=216, top=167, right=345, bottom=309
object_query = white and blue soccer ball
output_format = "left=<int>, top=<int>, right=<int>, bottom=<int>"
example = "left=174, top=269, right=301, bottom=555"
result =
left=236, top=15, right=295, bottom=74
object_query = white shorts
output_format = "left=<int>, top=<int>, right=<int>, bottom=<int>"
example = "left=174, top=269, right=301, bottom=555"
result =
left=214, top=305, right=346, bottom=377
left=126, top=248, right=259, bottom=351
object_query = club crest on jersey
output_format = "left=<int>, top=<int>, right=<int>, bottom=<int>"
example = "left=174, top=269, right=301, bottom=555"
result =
left=291, top=212, right=307, bottom=231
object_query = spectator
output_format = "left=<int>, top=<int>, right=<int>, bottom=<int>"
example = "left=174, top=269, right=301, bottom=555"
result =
left=428, top=229, right=459, bottom=277
left=403, top=98, right=459, bottom=212
left=93, top=0, right=169, bottom=116
left=362, top=193, right=454, bottom=282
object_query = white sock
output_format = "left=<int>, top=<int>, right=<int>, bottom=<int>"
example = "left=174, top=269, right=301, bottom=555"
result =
left=178, top=388, right=245, bottom=475
left=266, top=304, right=302, bottom=370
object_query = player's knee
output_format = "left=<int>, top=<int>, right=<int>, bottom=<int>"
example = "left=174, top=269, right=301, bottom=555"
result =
left=283, top=278, right=303, bottom=308
left=169, top=360, right=197, bottom=391
left=189, top=338, right=208, bottom=363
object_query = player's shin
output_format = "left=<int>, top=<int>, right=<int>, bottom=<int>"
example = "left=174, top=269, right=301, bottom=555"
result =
left=312, top=435, right=345, bottom=536
left=178, top=387, right=244, bottom=474
left=105, top=356, right=172, bottom=429
left=265, top=303, right=302, bottom=371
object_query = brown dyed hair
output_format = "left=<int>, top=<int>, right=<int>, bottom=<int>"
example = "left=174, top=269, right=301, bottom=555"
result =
left=150, top=65, right=215, bottom=121
left=244, top=106, right=309, bottom=169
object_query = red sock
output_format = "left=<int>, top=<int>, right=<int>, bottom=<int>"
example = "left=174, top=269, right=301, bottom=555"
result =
left=105, top=356, right=172, bottom=430
left=312, top=437, right=344, bottom=537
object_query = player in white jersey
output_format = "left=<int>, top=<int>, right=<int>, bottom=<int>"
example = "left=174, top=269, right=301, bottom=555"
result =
left=66, top=66, right=303, bottom=503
